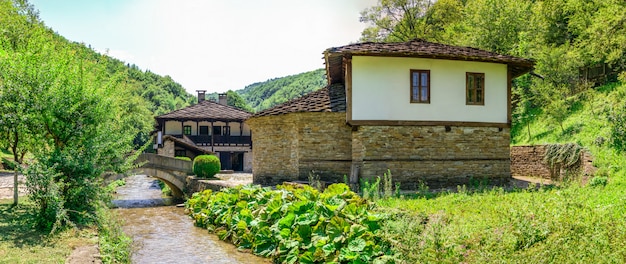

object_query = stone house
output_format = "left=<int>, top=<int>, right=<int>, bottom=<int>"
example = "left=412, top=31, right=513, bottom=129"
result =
left=246, top=40, right=534, bottom=189
left=154, top=92, right=253, bottom=172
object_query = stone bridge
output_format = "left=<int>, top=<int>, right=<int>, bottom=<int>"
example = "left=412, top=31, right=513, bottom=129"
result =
left=129, top=153, right=193, bottom=199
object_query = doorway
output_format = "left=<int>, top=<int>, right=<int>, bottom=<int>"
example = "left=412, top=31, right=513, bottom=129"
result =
left=218, top=152, right=244, bottom=171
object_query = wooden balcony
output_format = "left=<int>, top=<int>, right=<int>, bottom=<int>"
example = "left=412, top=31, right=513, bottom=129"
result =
left=187, top=135, right=251, bottom=146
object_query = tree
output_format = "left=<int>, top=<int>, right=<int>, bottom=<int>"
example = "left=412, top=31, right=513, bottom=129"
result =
left=0, top=0, right=46, bottom=206
left=226, top=90, right=253, bottom=112
left=360, top=0, right=438, bottom=42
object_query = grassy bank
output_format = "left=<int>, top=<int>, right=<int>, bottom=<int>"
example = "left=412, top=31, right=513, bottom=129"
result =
left=376, top=81, right=626, bottom=263
left=376, top=184, right=626, bottom=263
left=0, top=197, right=131, bottom=264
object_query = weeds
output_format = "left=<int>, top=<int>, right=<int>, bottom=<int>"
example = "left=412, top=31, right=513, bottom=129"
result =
left=360, top=170, right=400, bottom=201
left=97, top=207, right=132, bottom=263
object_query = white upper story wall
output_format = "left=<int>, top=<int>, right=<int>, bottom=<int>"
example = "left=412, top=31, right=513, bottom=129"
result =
left=351, top=56, right=508, bottom=123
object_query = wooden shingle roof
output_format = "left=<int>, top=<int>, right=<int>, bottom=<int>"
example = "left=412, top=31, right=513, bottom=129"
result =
left=253, top=84, right=346, bottom=117
left=324, top=39, right=535, bottom=84
left=155, top=100, right=251, bottom=122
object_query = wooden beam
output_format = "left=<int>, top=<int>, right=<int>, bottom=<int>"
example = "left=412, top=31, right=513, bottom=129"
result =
left=347, top=120, right=510, bottom=128
left=344, top=57, right=352, bottom=123
left=507, top=66, right=512, bottom=125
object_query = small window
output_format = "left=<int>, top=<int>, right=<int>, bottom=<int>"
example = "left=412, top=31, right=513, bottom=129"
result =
left=223, top=126, right=230, bottom=136
left=410, top=70, right=430, bottom=103
left=213, top=126, right=222, bottom=136
left=466, top=72, right=485, bottom=105
left=183, top=125, right=191, bottom=135
left=199, top=126, right=209, bottom=135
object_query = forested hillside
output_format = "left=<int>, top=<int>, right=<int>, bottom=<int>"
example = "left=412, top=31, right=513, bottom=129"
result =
left=0, top=2, right=197, bottom=147
left=0, top=0, right=190, bottom=234
left=236, top=68, right=326, bottom=112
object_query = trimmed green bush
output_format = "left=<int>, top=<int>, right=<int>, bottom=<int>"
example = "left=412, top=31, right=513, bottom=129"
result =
left=175, top=156, right=192, bottom=161
left=193, top=155, right=221, bottom=178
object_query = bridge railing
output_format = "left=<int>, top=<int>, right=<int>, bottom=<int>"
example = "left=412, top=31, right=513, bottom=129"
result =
left=136, top=153, right=193, bottom=174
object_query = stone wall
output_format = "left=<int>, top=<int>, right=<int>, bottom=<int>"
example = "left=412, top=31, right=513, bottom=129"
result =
left=247, top=112, right=352, bottom=185
left=157, top=140, right=175, bottom=157
left=510, top=145, right=595, bottom=179
left=249, top=111, right=512, bottom=188
left=295, top=113, right=352, bottom=182
left=247, top=114, right=299, bottom=185
left=510, top=145, right=550, bottom=178
left=353, top=126, right=511, bottom=189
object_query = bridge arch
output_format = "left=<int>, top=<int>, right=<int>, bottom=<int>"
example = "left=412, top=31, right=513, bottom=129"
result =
left=107, top=153, right=195, bottom=199
left=129, top=167, right=186, bottom=199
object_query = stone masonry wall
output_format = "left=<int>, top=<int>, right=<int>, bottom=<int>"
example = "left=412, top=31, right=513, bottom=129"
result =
left=295, top=113, right=352, bottom=182
left=158, top=140, right=175, bottom=157
left=353, top=126, right=511, bottom=189
left=511, top=145, right=595, bottom=179
left=510, top=145, right=550, bottom=178
left=247, top=115, right=299, bottom=185
left=247, top=113, right=352, bottom=186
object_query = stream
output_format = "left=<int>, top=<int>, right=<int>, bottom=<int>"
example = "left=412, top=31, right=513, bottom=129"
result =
left=112, top=174, right=268, bottom=264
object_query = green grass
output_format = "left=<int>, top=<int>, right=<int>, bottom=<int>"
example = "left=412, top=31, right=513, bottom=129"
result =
left=377, top=184, right=626, bottom=263
left=0, top=197, right=131, bottom=264
left=376, top=81, right=626, bottom=263
left=0, top=198, right=98, bottom=264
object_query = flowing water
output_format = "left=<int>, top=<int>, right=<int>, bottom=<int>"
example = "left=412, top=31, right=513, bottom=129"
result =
left=112, top=175, right=268, bottom=264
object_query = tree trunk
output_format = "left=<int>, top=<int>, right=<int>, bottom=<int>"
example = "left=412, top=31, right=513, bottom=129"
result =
left=13, top=168, right=18, bottom=206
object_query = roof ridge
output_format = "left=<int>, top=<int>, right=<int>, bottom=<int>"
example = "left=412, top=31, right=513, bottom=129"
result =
left=253, top=84, right=345, bottom=118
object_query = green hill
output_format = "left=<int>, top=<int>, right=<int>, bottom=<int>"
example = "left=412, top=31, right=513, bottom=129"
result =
left=512, top=78, right=626, bottom=184
left=236, top=69, right=326, bottom=112
left=0, top=1, right=195, bottom=147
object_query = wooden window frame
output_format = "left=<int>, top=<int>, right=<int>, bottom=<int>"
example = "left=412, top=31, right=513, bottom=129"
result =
left=466, top=72, right=485, bottom=105
left=183, top=125, right=191, bottom=135
left=410, top=69, right=430, bottom=104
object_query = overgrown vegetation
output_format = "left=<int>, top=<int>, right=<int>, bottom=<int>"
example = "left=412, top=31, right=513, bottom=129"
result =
left=193, top=154, right=221, bottom=178
left=543, top=143, right=584, bottom=181
left=0, top=198, right=131, bottom=264
left=372, top=77, right=626, bottom=263
left=97, top=207, right=132, bottom=263
left=186, top=184, right=396, bottom=263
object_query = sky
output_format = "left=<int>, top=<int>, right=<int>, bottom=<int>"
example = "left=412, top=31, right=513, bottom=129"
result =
left=29, top=0, right=378, bottom=94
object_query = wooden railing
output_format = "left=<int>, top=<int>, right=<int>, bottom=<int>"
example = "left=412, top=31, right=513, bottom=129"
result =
left=187, top=135, right=251, bottom=145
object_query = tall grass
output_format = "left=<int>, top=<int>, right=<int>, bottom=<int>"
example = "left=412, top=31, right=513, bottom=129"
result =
left=377, top=81, right=626, bottom=263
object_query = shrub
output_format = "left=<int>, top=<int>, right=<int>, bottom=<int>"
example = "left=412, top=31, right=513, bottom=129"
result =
left=186, top=183, right=397, bottom=263
left=193, top=155, right=221, bottom=178
left=175, top=156, right=191, bottom=161
left=1, top=157, right=16, bottom=171
left=588, top=176, right=608, bottom=187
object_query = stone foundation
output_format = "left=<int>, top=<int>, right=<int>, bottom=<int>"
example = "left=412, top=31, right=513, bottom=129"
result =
left=248, top=112, right=512, bottom=189
left=247, top=112, right=352, bottom=185
left=353, top=126, right=511, bottom=189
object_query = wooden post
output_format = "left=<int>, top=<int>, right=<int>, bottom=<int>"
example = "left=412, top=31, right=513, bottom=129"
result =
left=210, top=121, right=214, bottom=152
left=350, top=164, right=360, bottom=192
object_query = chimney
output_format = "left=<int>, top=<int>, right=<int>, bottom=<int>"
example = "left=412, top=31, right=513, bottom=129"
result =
left=218, top=93, right=227, bottom=105
left=196, top=90, right=207, bottom=103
